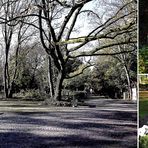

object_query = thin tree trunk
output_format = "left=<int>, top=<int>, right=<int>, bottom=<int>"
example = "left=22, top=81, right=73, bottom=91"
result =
left=4, top=62, right=8, bottom=98
left=4, top=49, right=10, bottom=98
left=48, top=56, right=54, bottom=98
left=8, top=45, right=20, bottom=98
left=124, top=65, right=132, bottom=100
left=4, top=60, right=13, bottom=98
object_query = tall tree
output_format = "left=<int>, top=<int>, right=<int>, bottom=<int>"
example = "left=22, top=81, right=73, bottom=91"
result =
left=37, top=0, right=136, bottom=101
left=0, top=0, right=18, bottom=98
left=0, top=0, right=36, bottom=98
left=0, top=0, right=137, bottom=101
left=113, top=44, right=136, bottom=99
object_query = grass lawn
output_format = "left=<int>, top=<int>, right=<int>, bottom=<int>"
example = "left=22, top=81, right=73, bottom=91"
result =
left=139, top=91, right=148, bottom=118
left=140, top=99, right=148, bottom=118
left=139, top=92, right=148, bottom=148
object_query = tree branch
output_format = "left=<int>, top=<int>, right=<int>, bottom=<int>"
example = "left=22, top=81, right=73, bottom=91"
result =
left=65, top=7, right=82, bottom=41
left=66, top=64, right=94, bottom=79
left=69, top=40, right=136, bottom=58
left=57, top=0, right=91, bottom=40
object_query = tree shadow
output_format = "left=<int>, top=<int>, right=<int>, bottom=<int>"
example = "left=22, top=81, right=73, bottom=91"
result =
left=0, top=108, right=137, bottom=148
left=85, top=99, right=137, bottom=110
left=0, top=109, right=136, bottom=125
left=0, top=132, right=136, bottom=148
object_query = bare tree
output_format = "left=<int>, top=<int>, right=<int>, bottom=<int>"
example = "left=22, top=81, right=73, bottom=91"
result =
left=36, top=0, right=136, bottom=101
left=0, top=0, right=18, bottom=98
left=0, top=0, right=137, bottom=101
left=112, top=44, right=136, bottom=99
left=0, top=0, right=36, bottom=98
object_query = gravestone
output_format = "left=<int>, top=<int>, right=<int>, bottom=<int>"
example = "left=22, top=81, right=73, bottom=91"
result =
left=132, top=87, right=137, bottom=101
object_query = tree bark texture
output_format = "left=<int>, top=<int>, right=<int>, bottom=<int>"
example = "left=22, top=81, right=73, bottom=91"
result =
left=48, top=56, right=54, bottom=98
left=53, top=71, right=64, bottom=101
left=124, top=65, right=132, bottom=100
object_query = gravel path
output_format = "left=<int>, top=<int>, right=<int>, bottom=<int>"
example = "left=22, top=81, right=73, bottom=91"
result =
left=0, top=99, right=137, bottom=148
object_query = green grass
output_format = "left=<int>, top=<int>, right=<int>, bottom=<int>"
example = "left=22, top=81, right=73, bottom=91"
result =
left=140, top=135, right=148, bottom=148
left=139, top=91, right=148, bottom=118
left=140, top=97, right=148, bottom=118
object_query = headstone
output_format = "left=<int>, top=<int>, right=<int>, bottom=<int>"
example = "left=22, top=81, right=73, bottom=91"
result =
left=123, top=92, right=129, bottom=100
left=139, top=125, right=148, bottom=137
left=132, top=88, right=137, bottom=101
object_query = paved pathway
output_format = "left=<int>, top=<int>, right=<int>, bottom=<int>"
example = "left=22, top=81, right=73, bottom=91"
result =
left=0, top=99, right=137, bottom=148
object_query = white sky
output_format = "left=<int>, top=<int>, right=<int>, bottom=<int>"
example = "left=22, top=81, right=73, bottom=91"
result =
left=0, top=0, right=122, bottom=59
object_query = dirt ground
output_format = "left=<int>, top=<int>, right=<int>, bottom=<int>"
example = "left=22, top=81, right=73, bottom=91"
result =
left=0, top=99, right=137, bottom=148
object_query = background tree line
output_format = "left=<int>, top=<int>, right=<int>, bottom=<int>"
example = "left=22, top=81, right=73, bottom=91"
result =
left=139, top=0, right=148, bottom=73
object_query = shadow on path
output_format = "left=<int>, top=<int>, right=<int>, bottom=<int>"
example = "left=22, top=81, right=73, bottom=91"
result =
left=0, top=99, right=137, bottom=147
left=0, top=131, right=136, bottom=148
left=0, top=107, right=137, bottom=148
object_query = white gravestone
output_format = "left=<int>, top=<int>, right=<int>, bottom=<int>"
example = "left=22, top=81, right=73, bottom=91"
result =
left=132, top=88, right=137, bottom=101
left=139, top=125, right=148, bottom=137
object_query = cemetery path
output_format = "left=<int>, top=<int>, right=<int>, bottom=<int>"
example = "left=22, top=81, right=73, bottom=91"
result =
left=0, top=99, right=137, bottom=148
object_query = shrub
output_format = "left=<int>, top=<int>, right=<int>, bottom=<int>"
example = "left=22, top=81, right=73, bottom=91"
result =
left=139, top=46, right=148, bottom=73
left=62, top=90, right=87, bottom=102
left=42, top=99, right=71, bottom=107
left=139, top=84, right=148, bottom=91
left=21, top=89, right=49, bottom=101
left=140, top=136, right=148, bottom=148
left=72, top=91, right=87, bottom=102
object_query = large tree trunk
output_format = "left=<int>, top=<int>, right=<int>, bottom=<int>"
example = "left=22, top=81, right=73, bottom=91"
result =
left=53, top=71, right=64, bottom=101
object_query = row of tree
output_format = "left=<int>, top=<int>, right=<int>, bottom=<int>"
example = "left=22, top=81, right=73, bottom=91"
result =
left=0, top=0, right=137, bottom=101
left=0, top=45, right=136, bottom=99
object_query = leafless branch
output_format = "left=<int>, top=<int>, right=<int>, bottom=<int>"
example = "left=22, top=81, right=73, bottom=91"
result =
left=69, top=40, right=136, bottom=58
left=66, top=64, right=94, bottom=79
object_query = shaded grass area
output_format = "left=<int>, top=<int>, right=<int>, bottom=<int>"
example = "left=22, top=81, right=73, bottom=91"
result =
left=139, top=98, right=148, bottom=128
left=140, top=98, right=148, bottom=118
left=139, top=91, right=148, bottom=98
left=0, top=100, right=41, bottom=107
left=139, top=91, right=148, bottom=128
left=139, top=91, right=148, bottom=118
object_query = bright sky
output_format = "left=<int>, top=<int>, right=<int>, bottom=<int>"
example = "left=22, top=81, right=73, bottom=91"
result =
left=0, top=0, right=121, bottom=59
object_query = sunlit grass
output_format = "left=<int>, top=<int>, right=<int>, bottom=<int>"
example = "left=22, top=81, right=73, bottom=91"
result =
left=139, top=91, right=148, bottom=98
